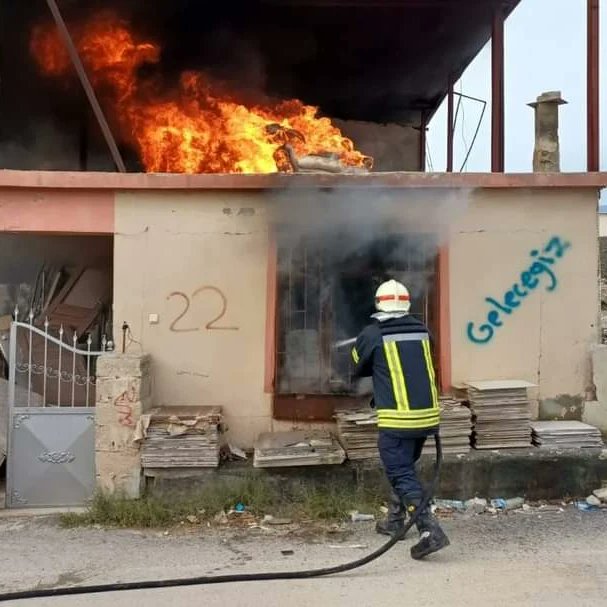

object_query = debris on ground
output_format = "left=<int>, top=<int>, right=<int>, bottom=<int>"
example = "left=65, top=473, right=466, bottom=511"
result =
left=281, top=550, right=295, bottom=556
left=465, top=497, right=488, bottom=514
left=536, top=504, right=565, bottom=513
left=491, top=497, right=525, bottom=511
left=214, top=510, right=229, bottom=525
left=593, top=487, right=607, bottom=502
left=434, top=499, right=466, bottom=513
left=220, top=443, right=248, bottom=462
left=350, top=511, right=375, bottom=523
left=227, top=511, right=257, bottom=527
left=263, top=515, right=293, bottom=526
left=574, top=500, right=599, bottom=512
left=430, top=497, right=596, bottom=519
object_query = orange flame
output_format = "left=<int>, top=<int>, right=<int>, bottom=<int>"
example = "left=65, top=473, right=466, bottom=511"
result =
left=30, top=14, right=370, bottom=174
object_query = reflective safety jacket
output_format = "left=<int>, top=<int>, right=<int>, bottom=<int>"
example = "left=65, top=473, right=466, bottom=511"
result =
left=351, top=315, right=440, bottom=431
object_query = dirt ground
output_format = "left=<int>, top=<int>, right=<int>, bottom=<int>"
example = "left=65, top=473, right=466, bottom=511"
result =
left=0, top=506, right=606, bottom=606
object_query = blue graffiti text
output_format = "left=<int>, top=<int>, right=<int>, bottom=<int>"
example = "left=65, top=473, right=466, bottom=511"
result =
left=466, top=236, right=571, bottom=345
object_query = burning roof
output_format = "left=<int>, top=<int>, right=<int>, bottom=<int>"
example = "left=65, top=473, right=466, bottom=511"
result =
left=30, top=13, right=371, bottom=174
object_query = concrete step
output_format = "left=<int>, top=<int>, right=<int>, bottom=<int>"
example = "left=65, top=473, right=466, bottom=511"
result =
left=146, top=447, right=607, bottom=502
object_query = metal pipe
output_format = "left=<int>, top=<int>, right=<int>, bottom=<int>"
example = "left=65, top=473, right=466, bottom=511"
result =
left=8, top=321, right=17, bottom=411
left=122, top=322, right=128, bottom=354
left=44, top=0, right=126, bottom=172
left=446, top=76, right=455, bottom=172
left=43, top=319, right=49, bottom=407
left=27, top=311, right=33, bottom=407
left=71, top=332, right=77, bottom=407
left=79, top=106, right=89, bottom=171
left=418, top=111, right=428, bottom=172
left=587, top=0, right=600, bottom=172
left=86, top=335, right=92, bottom=407
left=57, top=325, right=63, bottom=406
left=454, top=92, right=488, bottom=172
left=491, top=7, right=505, bottom=173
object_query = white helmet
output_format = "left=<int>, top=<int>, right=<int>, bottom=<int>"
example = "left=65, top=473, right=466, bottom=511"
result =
left=375, top=279, right=411, bottom=313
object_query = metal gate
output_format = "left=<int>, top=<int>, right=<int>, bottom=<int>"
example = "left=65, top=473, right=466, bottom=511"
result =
left=6, top=314, right=105, bottom=508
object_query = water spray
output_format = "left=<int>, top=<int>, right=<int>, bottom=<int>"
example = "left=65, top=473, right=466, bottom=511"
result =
left=332, top=337, right=356, bottom=350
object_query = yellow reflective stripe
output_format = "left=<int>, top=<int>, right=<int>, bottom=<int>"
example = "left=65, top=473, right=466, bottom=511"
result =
left=377, top=408, right=439, bottom=419
left=351, top=347, right=360, bottom=364
left=377, top=417, right=440, bottom=429
left=383, top=343, right=403, bottom=408
left=422, top=339, right=439, bottom=409
left=383, top=342, right=409, bottom=411
left=377, top=409, right=440, bottom=427
left=390, top=342, right=410, bottom=411
left=377, top=409, right=440, bottom=429
left=378, top=421, right=439, bottom=429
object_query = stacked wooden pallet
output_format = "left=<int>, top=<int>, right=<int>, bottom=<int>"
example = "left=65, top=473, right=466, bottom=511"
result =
left=422, top=397, right=472, bottom=455
left=253, top=430, right=345, bottom=468
left=335, top=398, right=472, bottom=460
left=334, top=407, right=379, bottom=461
left=141, top=406, right=222, bottom=469
left=467, top=380, right=534, bottom=449
left=531, top=421, right=604, bottom=449
left=441, top=397, right=473, bottom=453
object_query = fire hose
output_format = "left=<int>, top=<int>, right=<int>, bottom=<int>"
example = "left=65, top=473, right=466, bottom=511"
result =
left=0, top=438, right=443, bottom=603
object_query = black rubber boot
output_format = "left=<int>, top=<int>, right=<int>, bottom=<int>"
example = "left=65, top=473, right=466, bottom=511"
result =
left=407, top=501, right=450, bottom=560
left=376, top=491, right=408, bottom=540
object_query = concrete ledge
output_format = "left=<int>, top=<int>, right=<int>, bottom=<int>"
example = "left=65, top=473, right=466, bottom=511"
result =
left=146, top=448, right=607, bottom=501
left=0, top=507, right=87, bottom=518
left=1, top=169, right=607, bottom=191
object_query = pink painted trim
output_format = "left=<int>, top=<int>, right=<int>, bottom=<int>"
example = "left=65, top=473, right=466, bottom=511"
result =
left=1, top=170, right=606, bottom=191
left=438, top=246, right=452, bottom=393
left=264, top=231, right=278, bottom=394
left=0, top=188, right=114, bottom=234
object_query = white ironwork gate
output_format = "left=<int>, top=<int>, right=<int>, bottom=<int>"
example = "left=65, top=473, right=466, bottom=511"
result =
left=6, top=313, right=105, bottom=508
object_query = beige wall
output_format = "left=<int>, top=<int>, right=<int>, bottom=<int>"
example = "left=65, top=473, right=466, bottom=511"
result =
left=114, top=186, right=600, bottom=447
left=599, top=213, right=607, bottom=237
left=450, top=188, right=600, bottom=401
left=114, top=191, right=272, bottom=447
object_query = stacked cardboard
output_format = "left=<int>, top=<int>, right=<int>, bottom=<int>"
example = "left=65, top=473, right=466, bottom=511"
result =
left=531, top=421, right=604, bottom=449
left=140, top=406, right=222, bottom=469
left=335, top=407, right=379, bottom=461
left=253, top=430, right=345, bottom=468
left=335, top=398, right=472, bottom=461
left=467, top=380, right=534, bottom=449
left=423, top=397, right=472, bottom=455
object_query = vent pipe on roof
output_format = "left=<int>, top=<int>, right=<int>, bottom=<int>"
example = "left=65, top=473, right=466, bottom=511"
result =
left=528, top=91, right=567, bottom=172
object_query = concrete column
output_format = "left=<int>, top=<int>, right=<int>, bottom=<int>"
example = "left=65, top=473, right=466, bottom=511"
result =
left=95, top=353, right=152, bottom=498
left=528, top=91, right=567, bottom=172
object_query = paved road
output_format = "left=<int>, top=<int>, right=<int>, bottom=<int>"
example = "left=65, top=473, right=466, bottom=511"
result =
left=0, top=508, right=606, bottom=606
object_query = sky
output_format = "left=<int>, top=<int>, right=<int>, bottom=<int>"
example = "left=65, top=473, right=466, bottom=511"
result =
left=427, top=0, right=606, bottom=195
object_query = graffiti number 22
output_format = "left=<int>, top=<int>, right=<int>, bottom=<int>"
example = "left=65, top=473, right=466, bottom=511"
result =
left=167, top=286, right=239, bottom=332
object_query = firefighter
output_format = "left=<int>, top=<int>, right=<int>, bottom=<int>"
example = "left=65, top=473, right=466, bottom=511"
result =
left=351, top=279, right=450, bottom=560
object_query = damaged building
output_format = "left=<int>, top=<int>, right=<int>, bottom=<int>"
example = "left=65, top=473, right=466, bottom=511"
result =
left=0, top=0, right=606, bottom=507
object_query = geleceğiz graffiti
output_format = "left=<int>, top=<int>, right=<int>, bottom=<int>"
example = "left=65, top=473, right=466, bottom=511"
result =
left=467, top=235, right=571, bottom=344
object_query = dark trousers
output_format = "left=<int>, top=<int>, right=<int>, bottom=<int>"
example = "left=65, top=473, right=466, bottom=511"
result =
left=378, top=429, right=427, bottom=503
